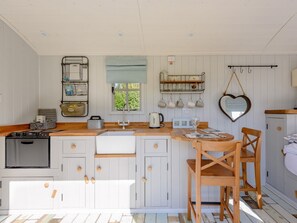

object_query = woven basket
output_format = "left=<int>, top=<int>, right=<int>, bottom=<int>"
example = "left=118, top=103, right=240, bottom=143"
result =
left=60, top=103, right=86, bottom=116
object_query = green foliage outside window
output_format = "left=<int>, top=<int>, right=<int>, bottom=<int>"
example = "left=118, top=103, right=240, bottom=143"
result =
left=113, top=83, right=141, bottom=111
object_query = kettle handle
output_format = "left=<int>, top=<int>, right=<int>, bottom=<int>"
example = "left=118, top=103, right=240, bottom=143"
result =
left=159, top=113, right=164, bottom=123
left=90, top=116, right=101, bottom=120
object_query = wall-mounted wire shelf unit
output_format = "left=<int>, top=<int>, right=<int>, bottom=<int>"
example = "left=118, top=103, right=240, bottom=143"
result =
left=159, top=72, right=205, bottom=93
left=61, top=56, right=89, bottom=117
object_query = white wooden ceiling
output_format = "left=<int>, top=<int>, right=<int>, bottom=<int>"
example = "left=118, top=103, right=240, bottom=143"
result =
left=1, top=0, right=297, bottom=55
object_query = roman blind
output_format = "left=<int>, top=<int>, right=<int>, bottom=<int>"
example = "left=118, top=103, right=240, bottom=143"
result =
left=106, top=56, right=147, bottom=83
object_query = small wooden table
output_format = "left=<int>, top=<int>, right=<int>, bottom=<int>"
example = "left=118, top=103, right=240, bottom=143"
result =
left=170, top=128, right=234, bottom=142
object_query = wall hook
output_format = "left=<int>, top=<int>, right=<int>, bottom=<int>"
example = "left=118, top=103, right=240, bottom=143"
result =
left=248, top=67, right=252, bottom=73
left=240, top=67, right=244, bottom=73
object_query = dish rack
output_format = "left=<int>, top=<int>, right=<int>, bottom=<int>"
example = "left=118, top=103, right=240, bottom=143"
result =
left=159, top=71, right=205, bottom=93
left=60, top=56, right=89, bottom=117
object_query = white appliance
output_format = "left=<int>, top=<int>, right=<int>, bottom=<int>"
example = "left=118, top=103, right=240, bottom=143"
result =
left=149, top=112, right=164, bottom=128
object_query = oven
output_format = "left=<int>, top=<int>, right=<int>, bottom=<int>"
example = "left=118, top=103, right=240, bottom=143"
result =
left=5, top=131, right=50, bottom=168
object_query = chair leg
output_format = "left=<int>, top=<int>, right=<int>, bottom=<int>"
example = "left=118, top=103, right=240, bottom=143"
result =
left=220, top=186, right=225, bottom=221
left=195, top=177, right=201, bottom=223
left=187, top=167, right=192, bottom=220
left=226, top=186, right=231, bottom=205
left=254, top=161, right=263, bottom=209
left=233, top=185, right=240, bottom=223
left=242, top=161, right=248, bottom=195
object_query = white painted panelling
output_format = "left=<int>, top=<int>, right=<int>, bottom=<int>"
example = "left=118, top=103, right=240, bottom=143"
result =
left=2, top=1, right=297, bottom=55
left=0, top=20, right=39, bottom=125
left=39, top=55, right=297, bottom=186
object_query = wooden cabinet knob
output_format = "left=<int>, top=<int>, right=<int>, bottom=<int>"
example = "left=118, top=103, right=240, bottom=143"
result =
left=77, top=166, right=82, bottom=172
left=44, top=182, right=49, bottom=188
left=147, top=165, right=152, bottom=171
left=51, top=190, right=57, bottom=199
left=71, top=143, right=77, bottom=150
left=96, top=166, right=102, bottom=172
left=153, top=143, right=158, bottom=149
left=142, top=177, right=148, bottom=183
left=84, top=175, right=89, bottom=184
left=91, top=177, right=95, bottom=184
left=277, top=126, right=282, bottom=131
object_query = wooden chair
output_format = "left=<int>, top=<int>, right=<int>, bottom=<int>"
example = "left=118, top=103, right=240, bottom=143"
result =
left=240, top=127, right=262, bottom=208
left=187, top=140, right=242, bottom=223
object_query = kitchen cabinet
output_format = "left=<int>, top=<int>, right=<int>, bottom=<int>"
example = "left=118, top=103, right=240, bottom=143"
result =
left=58, top=157, right=87, bottom=209
left=136, top=136, right=171, bottom=208
left=51, top=136, right=95, bottom=209
left=1, top=177, right=54, bottom=210
left=266, top=113, right=297, bottom=203
left=94, top=157, right=136, bottom=209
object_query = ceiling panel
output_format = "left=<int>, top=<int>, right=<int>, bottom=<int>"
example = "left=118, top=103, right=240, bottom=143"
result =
left=0, top=0, right=297, bottom=55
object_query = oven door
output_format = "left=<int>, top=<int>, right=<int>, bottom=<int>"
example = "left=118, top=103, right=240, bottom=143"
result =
left=6, top=138, right=50, bottom=168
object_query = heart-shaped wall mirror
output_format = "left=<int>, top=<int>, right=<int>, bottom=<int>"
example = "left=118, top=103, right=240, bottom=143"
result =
left=219, top=94, right=251, bottom=122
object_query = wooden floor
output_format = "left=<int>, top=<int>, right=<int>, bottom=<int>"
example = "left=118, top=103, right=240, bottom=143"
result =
left=0, top=187, right=296, bottom=223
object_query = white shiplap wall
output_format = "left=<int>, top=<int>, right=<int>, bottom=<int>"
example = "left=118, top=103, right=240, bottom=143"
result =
left=0, top=20, right=39, bottom=125
left=39, top=55, right=297, bottom=185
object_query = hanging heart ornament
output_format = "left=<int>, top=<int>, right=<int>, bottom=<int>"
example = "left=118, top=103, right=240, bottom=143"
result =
left=218, top=94, right=251, bottom=122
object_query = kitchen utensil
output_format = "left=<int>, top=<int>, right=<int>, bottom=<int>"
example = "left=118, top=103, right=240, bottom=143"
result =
left=187, top=94, right=195, bottom=108
left=88, top=116, right=104, bottom=129
left=167, top=94, right=175, bottom=108
left=176, top=95, right=184, bottom=108
left=196, top=94, right=204, bottom=108
left=158, top=94, right=167, bottom=108
left=149, top=112, right=164, bottom=128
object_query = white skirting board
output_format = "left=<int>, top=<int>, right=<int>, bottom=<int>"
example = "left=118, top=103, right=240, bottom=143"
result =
left=265, top=184, right=297, bottom=209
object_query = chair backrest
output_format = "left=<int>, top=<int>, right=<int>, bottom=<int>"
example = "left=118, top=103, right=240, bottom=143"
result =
left=241, top=127, right=262, bottom=157
left=193, top=140, right=242, bottom=177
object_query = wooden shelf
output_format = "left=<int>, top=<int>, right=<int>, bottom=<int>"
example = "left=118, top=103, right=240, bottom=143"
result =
left=159, top=72, right=205, bottom=94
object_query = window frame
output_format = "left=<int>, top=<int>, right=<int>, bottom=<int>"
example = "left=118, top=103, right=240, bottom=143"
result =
left=109, top=82, right=146, bottom=115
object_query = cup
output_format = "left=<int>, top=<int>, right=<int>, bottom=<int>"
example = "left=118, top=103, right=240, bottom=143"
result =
left=176, top=98, right=184, bottom=108
left=158, top=98, right=167, bottom=108
left=187, top=94, right=195, bottom=108
left=167, top=94, right=175, bottom=108
left=196, top=94, right=204, bottom=108
left=187, top=101, right=195, bottom=108
left=167, top=101, right=176, bottom=108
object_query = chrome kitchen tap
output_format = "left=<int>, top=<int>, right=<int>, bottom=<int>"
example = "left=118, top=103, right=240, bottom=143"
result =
left=118, top=103, right=130, bottom=129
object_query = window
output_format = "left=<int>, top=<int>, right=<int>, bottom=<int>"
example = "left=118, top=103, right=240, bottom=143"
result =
left=112, top=83, right=141, bottom=111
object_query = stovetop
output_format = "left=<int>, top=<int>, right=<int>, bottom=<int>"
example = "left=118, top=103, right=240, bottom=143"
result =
left=7, top=129, right=61, bottom=139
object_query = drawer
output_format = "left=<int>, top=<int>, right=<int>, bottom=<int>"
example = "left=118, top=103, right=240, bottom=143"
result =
left=63, top=140, right=86, bottom=154
left=144, top=139, right=167, bottom=153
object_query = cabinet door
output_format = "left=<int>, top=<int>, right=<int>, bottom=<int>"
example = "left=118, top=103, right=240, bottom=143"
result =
left=59, top=157, right=86, bottom=208
left=266, top=117, right=285, bottom=192
left=1, top=177, right=54, bottom=210
left=144, top=157, right=168, bottom=207
left=94, top=158, right=136, bottom=209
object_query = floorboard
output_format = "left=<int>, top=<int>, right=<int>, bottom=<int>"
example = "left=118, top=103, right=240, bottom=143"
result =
left=0, top=186, right=297, bottom=223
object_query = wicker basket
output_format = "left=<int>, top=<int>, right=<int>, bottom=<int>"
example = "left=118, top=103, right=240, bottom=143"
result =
left=60, top=103, right=86, bottom=116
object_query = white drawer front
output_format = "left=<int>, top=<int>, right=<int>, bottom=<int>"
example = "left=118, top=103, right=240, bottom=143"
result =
left=144, top=139, right=167, bottom=154
left=63, top=140, right=86, bottom=154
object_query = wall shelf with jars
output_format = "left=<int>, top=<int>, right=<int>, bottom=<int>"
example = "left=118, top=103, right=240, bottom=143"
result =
left=159, top=71, right=205, bottom=93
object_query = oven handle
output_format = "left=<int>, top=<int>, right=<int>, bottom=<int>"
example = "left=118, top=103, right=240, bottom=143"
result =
left=21, top=141, right=34, bottom=144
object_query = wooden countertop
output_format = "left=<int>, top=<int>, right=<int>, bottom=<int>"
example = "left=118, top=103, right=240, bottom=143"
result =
left=265, top=109, right=297, bottom=114
left=49, top=129, right=106, bottom=136
left=0, top=121, right=233, bottom=142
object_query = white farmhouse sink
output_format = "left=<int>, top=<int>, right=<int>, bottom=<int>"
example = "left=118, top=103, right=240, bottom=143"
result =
left=96, top=131, right=135, bottom=154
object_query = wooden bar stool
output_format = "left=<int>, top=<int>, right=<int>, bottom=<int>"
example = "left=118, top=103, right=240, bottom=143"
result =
left=240, top=127, right=262, bottom=208
left=187, top=140, right=242, bottom=223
